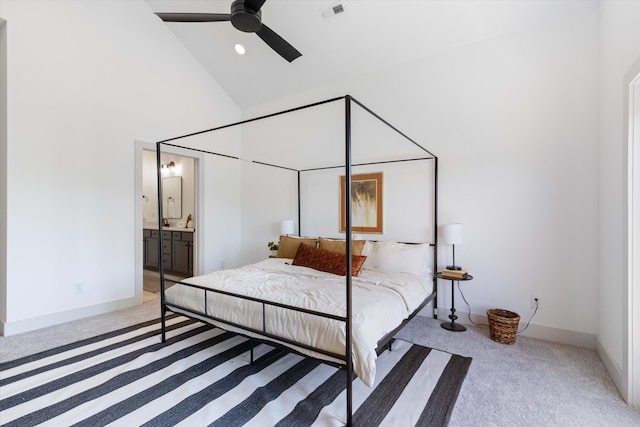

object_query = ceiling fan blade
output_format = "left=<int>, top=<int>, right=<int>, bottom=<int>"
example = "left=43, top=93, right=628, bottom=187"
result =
left=256, top=24, right=302, bottom=63
left=155, top=13, right=231, bottom=23
left=245, top=0, right=267, bottom=12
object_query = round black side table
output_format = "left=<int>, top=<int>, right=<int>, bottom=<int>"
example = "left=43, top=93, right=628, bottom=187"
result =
left=435, top=272, right=473, bottom=332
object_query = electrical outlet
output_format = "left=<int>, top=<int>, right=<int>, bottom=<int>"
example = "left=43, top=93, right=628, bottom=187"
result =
left=530, top=295, right=541, bottom=309
left=74, top=282, right=84, bottom=294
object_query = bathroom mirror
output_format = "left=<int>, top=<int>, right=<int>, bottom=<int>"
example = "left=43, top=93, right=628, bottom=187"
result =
left=163, top=176, right=182, bottom=219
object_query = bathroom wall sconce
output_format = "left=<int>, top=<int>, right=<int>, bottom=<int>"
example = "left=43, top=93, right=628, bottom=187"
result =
left=161, top=161, right=176, bottom=175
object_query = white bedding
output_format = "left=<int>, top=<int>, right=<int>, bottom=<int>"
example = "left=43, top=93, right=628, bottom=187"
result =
left=165, top=258, right=432, bottom=386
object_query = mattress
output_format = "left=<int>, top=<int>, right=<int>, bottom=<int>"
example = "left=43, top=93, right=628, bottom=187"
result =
left=165, top=258, right=432, bottom=386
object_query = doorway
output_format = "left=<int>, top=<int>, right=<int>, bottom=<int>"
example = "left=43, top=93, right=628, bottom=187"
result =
left=135, top=143, right=199, bottom=301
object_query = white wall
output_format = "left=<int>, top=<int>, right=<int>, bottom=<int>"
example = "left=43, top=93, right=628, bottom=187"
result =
left=0, top=0, right=241, bottom=335
left=199, top=152, right=243, bottom=272
left=299, top=161, right=434, bottom=243
left=239, top=162, right=298, bottom=265
left=598, top=0, right=640, bottom=404
left=245, top=4, right=601, bottom=345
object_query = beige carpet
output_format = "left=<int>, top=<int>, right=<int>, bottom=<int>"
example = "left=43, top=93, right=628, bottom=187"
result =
left=1, top=300, right=639, bottom=426
left=395, top=316, right=640, bottom=426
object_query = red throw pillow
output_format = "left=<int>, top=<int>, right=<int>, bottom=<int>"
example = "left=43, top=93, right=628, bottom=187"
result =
left=292, top=243, right=367, bottom=276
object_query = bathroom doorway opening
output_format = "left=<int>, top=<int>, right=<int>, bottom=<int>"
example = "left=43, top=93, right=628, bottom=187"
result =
left=137, top=146, right=199, bottom=300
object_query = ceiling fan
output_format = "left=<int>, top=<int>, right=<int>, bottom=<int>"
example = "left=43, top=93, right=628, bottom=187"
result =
left=155, top=0, right=302, bottom=63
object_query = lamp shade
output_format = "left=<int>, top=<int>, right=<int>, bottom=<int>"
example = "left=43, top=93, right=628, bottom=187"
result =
left=280, top=219, right=295, bottom=236
left=442, top=223, right=463, bottom=245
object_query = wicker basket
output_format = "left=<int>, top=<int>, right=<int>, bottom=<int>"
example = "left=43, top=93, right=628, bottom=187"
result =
left=487, top=309, right=520, bottom=345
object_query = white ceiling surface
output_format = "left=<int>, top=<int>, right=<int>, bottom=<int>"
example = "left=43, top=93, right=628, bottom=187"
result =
left=145, top=0, right=593, bottom=109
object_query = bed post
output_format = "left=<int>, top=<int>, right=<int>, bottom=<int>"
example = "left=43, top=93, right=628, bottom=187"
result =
left=433, top=156, right=439, bottom=319
left=344, top=95, right=353, bottom=427
left=297, top=170, right=302, bottom=236
left=156, top=142, right=167, bottom=343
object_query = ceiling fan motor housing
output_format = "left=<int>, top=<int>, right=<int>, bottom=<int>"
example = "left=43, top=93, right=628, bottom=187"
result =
left=231, top=0, right=262, bottom=33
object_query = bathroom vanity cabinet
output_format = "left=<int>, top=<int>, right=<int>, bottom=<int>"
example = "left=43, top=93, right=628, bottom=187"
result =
left=143, top=228, right=193, bottom=276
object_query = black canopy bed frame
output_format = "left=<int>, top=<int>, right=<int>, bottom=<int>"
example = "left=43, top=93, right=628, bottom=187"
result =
left=154, top=95, right=438, bottom=426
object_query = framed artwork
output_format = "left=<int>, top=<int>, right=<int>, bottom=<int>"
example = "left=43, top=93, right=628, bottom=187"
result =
left=340, top=172, right=383, bottom=233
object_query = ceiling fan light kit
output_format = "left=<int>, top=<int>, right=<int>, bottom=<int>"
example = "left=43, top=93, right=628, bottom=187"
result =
left=156, top=0, right=302, bottom=63
left=234, top=43, right=246, bottom=55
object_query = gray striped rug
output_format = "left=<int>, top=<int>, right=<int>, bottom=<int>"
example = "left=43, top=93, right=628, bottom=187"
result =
left=0, top=315, right=471, bottom=426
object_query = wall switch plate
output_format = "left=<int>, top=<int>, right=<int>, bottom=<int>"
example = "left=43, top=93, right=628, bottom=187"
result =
left=74, top=282, right=84, bottom=294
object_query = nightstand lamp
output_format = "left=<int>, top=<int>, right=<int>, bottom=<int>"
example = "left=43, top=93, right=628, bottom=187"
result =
left=442, top=223, right=463, bottom=270
left=281, top=219, right=295, bottom=236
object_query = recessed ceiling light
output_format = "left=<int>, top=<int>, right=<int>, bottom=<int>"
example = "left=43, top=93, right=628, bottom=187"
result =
left=234, top=43, right=245, bottom=55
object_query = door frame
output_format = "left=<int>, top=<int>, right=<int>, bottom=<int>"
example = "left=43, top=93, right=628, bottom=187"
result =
left=0, top=19, right=7, bottom=334
left=134, top=140, right=204, bottom=297
left=626, top=61, right=640, bottom=409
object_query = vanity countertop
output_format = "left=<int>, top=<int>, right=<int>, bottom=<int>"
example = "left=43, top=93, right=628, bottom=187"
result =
left=143, top=224, right=194, bottom=232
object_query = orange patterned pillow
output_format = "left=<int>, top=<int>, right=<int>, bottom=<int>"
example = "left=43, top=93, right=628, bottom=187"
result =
left=292, top=243, right=367, bottom=276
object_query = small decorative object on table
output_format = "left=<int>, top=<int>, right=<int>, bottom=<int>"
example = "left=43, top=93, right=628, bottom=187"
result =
left=268, top=241, right=279, bottom=257
left=441, top=268, right=468, bottom=279
left=186, top=214, right=193, bottom=228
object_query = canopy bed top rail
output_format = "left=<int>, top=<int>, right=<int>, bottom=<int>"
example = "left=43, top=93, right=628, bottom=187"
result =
left=349, top=96, right=437, bottom=158
left=299, top=156, right=434, bottom=173
left=159, top=139, right=433, bottom=173
left=156, top=95, right=432, bottom=155
left=159, top=142, right=240, bottom=160
left=156, top=95, right=435, bottom=174
left=157, top=95, right=346, bottom=145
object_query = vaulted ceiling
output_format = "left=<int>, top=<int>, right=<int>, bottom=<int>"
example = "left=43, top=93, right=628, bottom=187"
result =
left=145, top=0, right=594, bottom=109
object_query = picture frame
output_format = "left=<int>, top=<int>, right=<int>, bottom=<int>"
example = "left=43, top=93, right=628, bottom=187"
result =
left=340, top=172, right=383, bottom=233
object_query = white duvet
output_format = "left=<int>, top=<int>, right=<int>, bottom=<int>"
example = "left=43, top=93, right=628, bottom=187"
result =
left=165, top=258, right=431, bottom=386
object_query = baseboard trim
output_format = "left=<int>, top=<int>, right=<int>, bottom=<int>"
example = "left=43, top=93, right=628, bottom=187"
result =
left=419, top=308, right=598, bottom=350
left=0, top=295, right=142, bottom=337
left=597, top=336, right=628, bottom=402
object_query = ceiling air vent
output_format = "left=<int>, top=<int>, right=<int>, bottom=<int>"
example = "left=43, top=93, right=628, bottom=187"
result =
left=321, top=3, right=345, bottom=19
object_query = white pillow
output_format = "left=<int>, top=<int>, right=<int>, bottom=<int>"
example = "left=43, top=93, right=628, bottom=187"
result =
left=362, top=241, right=376, bottom=258
left=363, top=241, right=431, bottom=277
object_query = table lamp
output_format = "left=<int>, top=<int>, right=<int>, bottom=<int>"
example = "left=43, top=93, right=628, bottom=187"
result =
left=442, top=223, right=463, bottom=270
left=280, top=219, right=295, bottom=236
